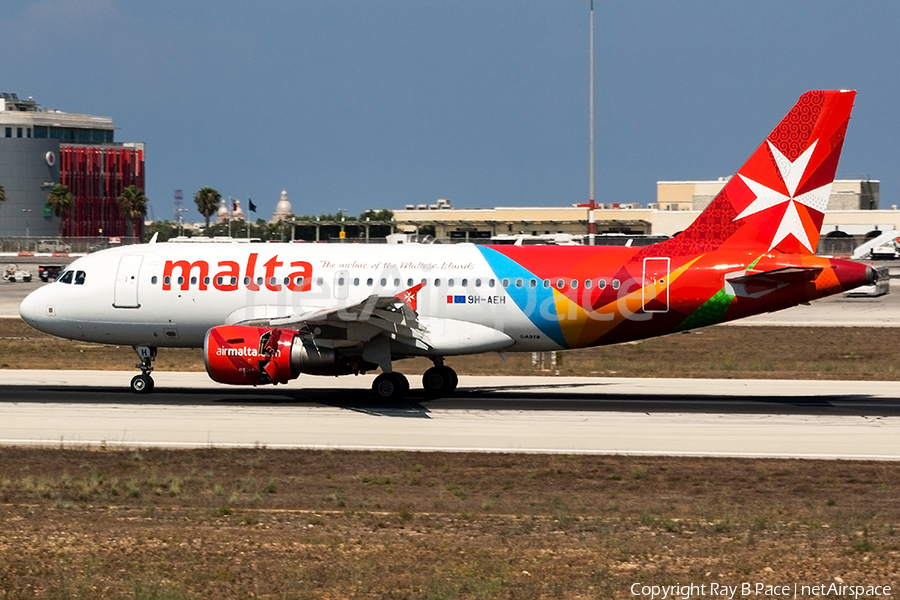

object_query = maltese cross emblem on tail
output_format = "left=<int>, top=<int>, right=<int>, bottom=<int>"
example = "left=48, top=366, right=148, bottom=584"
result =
left=734, top=140, right=833, bottom=253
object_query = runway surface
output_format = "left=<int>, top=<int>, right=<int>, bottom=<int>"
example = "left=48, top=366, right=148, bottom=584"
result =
left=2, top=371, right=900, bottom=459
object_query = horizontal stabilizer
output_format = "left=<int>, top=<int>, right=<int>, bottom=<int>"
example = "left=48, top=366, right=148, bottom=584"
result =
left=725, top=266, right=822, bottom=298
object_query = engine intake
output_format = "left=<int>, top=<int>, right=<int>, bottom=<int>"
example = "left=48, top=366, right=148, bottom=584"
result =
left=204, top=325, right=348, bottom=385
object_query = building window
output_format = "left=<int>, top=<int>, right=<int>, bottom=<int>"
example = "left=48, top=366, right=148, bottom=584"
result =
left=16, top=127, right=22, bottom=138
left=4, top=127, right=10, bottom=138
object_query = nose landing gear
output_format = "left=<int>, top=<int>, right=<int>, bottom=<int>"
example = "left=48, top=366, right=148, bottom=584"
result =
left=131, top=346, right=157, bottom=394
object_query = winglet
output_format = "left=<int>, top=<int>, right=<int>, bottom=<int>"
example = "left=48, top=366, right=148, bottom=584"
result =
left=395, top=282, right=425, bottom=311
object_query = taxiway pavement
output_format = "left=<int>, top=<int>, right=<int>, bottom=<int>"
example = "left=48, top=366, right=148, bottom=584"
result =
left=2, top=371, right=899, bottom=459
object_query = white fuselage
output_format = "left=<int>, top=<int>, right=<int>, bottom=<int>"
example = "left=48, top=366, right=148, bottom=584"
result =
left=19, top=241, right=559, bottom=354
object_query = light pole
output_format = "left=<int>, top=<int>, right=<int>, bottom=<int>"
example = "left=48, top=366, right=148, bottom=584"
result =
left=588, top=0, right=596, bottom=246
left=21, top=208, right=32, bottom=239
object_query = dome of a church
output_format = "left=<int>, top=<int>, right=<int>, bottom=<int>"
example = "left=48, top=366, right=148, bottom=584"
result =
left=271, top=190, right=294, bottom=223
left=215, top=198, right=230, bottom=224
left=232, top=199, right=246, bottom=221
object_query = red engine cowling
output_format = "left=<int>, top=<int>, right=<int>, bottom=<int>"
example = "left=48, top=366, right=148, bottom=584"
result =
left=204, top=325, right=350, bottom=386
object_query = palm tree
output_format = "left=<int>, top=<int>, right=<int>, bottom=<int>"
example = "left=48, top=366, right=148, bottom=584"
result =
left=46, top=184, right=74, bottom=218
left=194, top=187, right=221, bottom=228
left=117, top=185, right=148, bottom=238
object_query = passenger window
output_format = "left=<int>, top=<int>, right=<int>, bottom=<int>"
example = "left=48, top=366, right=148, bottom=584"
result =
left=283, top=277, right=290, bottom=285
left=556, top=279, right=565, bottom=289
left=489, top=279, right=495, bottom=288
left=612, top=279, right=620, bottom=290
left=164, top=275, right=171, bottom=286
left=367, top=278, right=373, bottom=286
left=475, top=279, right=482, bottom=287
left=515, top=279, right=523, bottom=288
left=461, top=278, right=468, bottom=286
left=203, top=277, right=210, bottom=285
left=74, top=271, right=86, bottom=285
left=256, top=277, right=263, bottom=286
left=543, top=279, right=550, bottom=288
left=584, top=279, right=593, bottom=289
left=216, top=277, right=223, bottom=285
left=598, top=279, right=607, bottom=289
left=501, top=278, right=509, bottom=288
left=381, top=278, right=387, bottom=286
left=448, top=279, right=455, bottom=287
left=243, top=276, right=251, bottom=285
left=570, top=279, right=578, bottom=289
left=270, top=277, right=277, bottom=286
left=177, top=277, right=185, bottom=285
left=408, top=278, right=414, bottom=287
left=353, top=278, right=360, bottom=286
left=190, top=276, right=197, bottom=285
left=152, top=276, right=158, bottom=285
left=338, top=277, right=345, bottom=286
left=393, top=278, right=400, bottom=287
left=529, top=279, right=537, bottom=288
left=434, top=278, right=441, bottom=287
left=59, top=271, right=74, bottom=284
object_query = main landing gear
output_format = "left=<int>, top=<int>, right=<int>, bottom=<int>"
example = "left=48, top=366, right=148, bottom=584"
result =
left=131, top=346, right=157, bottom=394
left=370, top=359, right=458, bottom=402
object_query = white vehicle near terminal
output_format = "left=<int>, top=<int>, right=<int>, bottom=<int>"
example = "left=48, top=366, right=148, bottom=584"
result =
left=3, top=263, right=32, bottom=283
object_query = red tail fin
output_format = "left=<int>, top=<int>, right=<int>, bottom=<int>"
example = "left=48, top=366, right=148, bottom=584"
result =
left=661, top=90, right=856, bottom=256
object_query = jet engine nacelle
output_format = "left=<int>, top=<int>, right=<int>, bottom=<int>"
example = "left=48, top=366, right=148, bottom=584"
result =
left=204, top=325, right=348, bottom=386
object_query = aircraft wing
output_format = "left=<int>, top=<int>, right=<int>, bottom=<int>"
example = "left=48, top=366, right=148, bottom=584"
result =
left=233, top=292, right=432, bottom=352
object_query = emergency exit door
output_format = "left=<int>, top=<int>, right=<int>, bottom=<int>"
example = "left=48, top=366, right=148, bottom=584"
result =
left=113, top=255, right=143, bottom=308
left=642, top=257, right=670, bottom=313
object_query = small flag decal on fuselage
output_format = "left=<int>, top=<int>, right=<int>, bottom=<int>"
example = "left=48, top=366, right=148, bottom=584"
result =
left=447, top=295, right=466, bottom=304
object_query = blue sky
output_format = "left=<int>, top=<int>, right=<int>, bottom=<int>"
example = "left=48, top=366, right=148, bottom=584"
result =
left=3, top=1, right=898, bottom=222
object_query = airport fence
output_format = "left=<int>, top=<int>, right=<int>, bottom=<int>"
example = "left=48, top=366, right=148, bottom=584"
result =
left=0, top=237, right=141, bottom=254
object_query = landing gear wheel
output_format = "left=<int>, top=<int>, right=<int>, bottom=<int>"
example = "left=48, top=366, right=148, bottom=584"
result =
left=131, top=345, right=158, bottom=394
left=131, top=373, right=154, bottom=394
left=446, top=367, right=458, bottom=393
left=422, top=366, right=457, bottom=398
left=372, top=372, right=409, bottom=402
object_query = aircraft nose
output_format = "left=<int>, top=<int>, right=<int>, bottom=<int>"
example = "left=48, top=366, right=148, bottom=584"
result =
left=19, top=286, right=56, bottom=332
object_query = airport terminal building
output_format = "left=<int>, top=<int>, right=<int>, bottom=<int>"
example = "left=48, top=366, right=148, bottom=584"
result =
left=391, top=180, right=890, bottom=254
left=0, top=92, right=145, bottom=241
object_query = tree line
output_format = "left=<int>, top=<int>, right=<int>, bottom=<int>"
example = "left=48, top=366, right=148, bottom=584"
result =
left=0, top=182, right=393, bottom=242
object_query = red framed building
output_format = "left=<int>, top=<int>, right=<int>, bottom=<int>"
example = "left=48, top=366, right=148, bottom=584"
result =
left=58, top=143, right=145, bottom=239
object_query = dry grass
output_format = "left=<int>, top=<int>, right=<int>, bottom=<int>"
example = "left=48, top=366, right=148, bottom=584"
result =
left=1, top=447, right=899, bottom=599
left=4, top=319, right=900, bottom=597
left=4, top=317, right=900, bottom=380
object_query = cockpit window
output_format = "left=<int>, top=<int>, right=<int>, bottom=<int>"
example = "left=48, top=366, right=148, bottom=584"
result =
left=58, top=270, right=74, bottom=284
left=74, top=271, right=86, bottom=285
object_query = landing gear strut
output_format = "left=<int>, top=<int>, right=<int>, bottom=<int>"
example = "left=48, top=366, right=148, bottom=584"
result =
left=131, top=346, right=157, bottom=394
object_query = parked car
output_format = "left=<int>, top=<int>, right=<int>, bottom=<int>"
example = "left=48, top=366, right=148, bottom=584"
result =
left=38, top=265, right=63, bottom=282
left=36, top=239, right=71, bottom=253
left=3, top=263, right=32, bottom=283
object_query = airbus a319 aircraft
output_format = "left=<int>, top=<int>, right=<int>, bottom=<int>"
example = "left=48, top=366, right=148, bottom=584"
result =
left=20, top=90, right=874, bottom=400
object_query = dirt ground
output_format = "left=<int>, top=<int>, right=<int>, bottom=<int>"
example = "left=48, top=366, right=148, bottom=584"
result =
left=1, top=448, right=899, bottom=599
left=3, top=320, right=900, bottom=598
left=4, top=317, right=900, bottom=381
